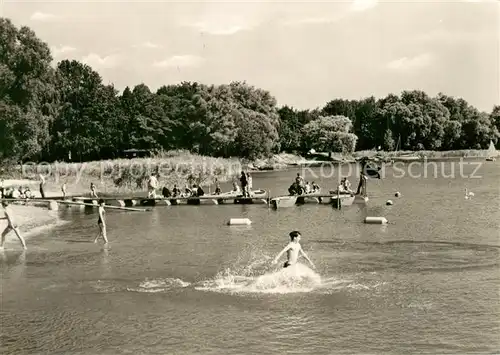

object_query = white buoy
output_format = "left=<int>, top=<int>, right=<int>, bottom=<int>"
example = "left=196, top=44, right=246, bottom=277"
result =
left=228, top=218, right=252, bottom=226
left=48, top=201, right=59, bottom=211
left=364, top=216, right=388, bottom=224
left=395, top=192, right=401, bottom=197
left=386, top=200, right=393, bottom=206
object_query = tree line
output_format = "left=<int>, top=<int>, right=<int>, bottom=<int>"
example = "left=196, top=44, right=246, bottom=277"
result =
left=1, top=18, right=499, bottom=164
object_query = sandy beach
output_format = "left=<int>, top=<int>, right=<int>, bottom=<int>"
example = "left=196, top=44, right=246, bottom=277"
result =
left=0, top=203, right=64, bottom=247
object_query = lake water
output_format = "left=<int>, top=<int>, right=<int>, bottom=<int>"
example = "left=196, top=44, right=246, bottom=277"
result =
left=1, top=160, right=499, bottom=354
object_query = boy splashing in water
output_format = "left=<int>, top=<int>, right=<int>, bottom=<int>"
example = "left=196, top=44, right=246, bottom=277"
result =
left=272, top=231, right=315, bottom=269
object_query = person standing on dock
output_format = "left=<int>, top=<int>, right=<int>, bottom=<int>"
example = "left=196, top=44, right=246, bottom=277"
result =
left=247, top=172, right=253, bottom=197
left=356, top=158, right=381, bottom=195
left=39, top=174, right=46, bottom=198
left=93, top=200, right=108, bottom=244
left=240, top=171, right=248, bottom=197
left=147, top=174, right=158, bottom=198
left=0, top=201, right=27, bottom=250
left=61, top=183, right=67, bottom=199
left=90, top=182, right=98, bottom=198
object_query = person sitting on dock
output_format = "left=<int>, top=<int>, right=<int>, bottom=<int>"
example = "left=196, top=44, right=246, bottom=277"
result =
left=232, top=182, right=241, bottom=195
left=25, top=187, right=34, bottom=199
left=162, top=186, right=171, bottom=198
left=311, top=181, right=320, bottom=193
left=12, top=187, right=21, bottom=199
left=18, top=187, right=25, bottom=199
left=172, top=184, right=180, bottom=197
left=288, top=182, right=302, bottom=196
left=1, top=201, right=27, bottom=250
left=340, top=178, right=354, bottom=194
left=183, top=185, right=193, bottom=197
left=192, top=184, right=204, bottom=197
left=214, top=179, right=221, bottom=195
left=304, top=182, right=312, bottom=194
left=90, top=182, right=98, bottom=198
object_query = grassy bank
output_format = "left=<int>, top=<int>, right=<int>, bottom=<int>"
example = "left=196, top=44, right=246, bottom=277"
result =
left=300, top=149, right=493, bottom=163
left=3, top=150, right=245, bottom=196
left=352, top=149, right=491, bottom=159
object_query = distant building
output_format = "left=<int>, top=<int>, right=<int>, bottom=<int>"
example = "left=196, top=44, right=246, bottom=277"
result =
left=122, top=149, right=152, bottom=159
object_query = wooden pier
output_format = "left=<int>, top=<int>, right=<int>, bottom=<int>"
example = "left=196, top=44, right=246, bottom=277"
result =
left=1, top=189, right=365, bottom=210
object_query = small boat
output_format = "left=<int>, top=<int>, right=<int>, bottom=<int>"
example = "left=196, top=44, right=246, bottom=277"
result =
left=271, top=193, right=356, bottom=209
left=331, top=195, right=355, bottom=207
left=296, top=195, right=323, bottom=205
left=216, top=189, right=268, bottom=204
left=329, top=189, right=355, bottom=196
left=270, top=196, right=297, bottom=209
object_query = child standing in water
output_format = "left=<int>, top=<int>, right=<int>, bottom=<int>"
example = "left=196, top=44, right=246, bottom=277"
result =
left=272, top=231, right=315, bottom=269
left=93, top=200, right=108, bottom=244
left=0, top=201, right=27, bottom=250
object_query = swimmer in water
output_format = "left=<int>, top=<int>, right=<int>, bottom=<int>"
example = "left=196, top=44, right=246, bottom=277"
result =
left=272, top=231, right=315, bottom=269
left=93, top=200, right=108, bottom=244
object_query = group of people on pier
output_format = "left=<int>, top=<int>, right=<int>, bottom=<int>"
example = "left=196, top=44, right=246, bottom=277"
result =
left=288, top=173, right=322, bottom=196
left=144, top=170, right=254, bottom=199
left=0, top=185, right=35, bottom=200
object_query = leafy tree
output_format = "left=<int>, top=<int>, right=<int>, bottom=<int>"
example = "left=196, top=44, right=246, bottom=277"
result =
left=2, top=17, right=500, bottom=165
left=302, top=115, right=358, bottom=153
left=0, top=18, right=58, bottom=162
left=50, top=60, right=122, bottom=161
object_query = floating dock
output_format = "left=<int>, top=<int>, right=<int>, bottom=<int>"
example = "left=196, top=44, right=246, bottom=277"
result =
left=1, top=189, right=365, bottom=209
left=68, top=189, right=270, bottom=207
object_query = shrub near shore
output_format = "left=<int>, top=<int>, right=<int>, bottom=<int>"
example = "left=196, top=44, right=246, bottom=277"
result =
left=13, top=151, right=245, bottom=195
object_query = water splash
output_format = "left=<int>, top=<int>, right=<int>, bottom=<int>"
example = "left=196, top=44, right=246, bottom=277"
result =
left=196, top=263, right=349, bottom=294
left=126, top=278, right=191, bottom=293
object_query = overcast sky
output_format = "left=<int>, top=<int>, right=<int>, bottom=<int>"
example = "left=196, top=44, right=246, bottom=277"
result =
left=2, top=0, right=499, bottom=112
